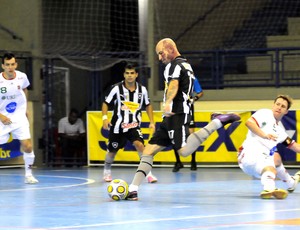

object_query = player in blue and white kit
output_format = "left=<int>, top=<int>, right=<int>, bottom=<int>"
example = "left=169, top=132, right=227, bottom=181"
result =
left=0, top=53, right=38, bottom=184
left=238, top=95, right=300, bottom=199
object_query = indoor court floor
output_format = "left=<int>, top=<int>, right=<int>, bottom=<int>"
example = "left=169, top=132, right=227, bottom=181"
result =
left=0, top=166, right=300, bottom=230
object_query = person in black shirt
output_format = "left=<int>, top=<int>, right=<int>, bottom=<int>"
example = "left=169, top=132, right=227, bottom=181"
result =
left=126, top=38, right=240, bottom=200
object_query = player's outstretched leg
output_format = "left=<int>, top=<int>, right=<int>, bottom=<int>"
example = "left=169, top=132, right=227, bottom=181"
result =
left=211, top=112, right=241, bottom=126
left=179, top=113, right=241, bottom=157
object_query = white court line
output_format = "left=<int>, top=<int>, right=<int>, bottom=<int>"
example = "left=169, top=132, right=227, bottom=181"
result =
left=0, top=174, right=95, bottom=192
left=49, top=208, right=300, bottom=229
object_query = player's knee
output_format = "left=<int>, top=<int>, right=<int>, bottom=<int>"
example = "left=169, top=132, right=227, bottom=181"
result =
left=106, top=151, right=117, bottom=159
left=21, top=141, right=33, bottom=153
left=134, top=142, right=144, bottom=153
left=261, top=166, right=277, bottom=176
left=140, top=154, right=154, bottom=165
left=177, top=148, right=189, bottom=157
left=142, top=151, right=153, bottom=157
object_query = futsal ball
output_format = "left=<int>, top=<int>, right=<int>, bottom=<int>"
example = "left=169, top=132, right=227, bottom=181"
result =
left=107, top=179, right=129, bottom=201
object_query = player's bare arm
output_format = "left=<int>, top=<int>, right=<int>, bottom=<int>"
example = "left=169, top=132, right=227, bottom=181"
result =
left=163, top=79, right=178, bottom=116
left=0, top=113, right=12, bottom=125
left=194, top=91, right=203, bottom=101
left=146, top=104, right=155, bottom=131
left=288, top=140, right=300, bottom=153
left=101, top=102, right=111, bottom=130
left=23, top=88, right=30, bottom=117
left=246, top=117, right=277, bottom=141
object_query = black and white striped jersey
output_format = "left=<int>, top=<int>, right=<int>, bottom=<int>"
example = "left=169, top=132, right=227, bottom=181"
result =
left=163, top=56, right=194, bottom=114
left=104, top=80, right=150, bottom=133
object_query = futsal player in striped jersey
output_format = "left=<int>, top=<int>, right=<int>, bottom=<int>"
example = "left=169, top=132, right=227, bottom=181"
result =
left=0, top=53, right=38, bottom=184
left=126, top=38, right=240, bottom=200
left=102, top=62, right=157, bottom=183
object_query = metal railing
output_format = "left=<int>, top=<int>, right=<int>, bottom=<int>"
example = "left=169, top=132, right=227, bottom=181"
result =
left=176, top=47, right=300, bottom=89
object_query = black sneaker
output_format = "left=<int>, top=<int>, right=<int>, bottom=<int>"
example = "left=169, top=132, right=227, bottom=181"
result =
left=126, top=191, right=138, bottom=201
left=172, top=162, right=184, bottom=172
left=211, top=113, right=240, bottom=126
left=190, top=162, right=197, bottom=171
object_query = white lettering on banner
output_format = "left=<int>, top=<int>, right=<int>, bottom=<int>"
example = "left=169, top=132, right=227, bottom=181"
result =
left=121, top=122, right=138, bottom=129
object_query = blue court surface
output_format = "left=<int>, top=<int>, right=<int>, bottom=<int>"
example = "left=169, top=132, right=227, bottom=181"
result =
left=0, top=166, right=299, bottom=230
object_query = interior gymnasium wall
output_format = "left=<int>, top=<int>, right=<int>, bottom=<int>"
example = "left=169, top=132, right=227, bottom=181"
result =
left=0, top=0, right=44, bottom=165
left=156, top=87, right=300, bottom=112
left=193, top=88, right=300, bottom=111
left=1, top=0, right=299, bottom=167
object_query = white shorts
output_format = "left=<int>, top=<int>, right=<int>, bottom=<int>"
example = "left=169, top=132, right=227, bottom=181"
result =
left=237, top=145, right=275, bottom=179
left=0, top=125, right=31, bottom=145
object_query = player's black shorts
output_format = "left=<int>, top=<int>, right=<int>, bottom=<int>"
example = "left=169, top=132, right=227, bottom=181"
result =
left=149, top=113, right=191, bottom=151
left=107, top=128, right=144, bottom=152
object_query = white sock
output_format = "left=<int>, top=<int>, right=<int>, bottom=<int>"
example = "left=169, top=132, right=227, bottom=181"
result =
left=261, top=171, right=276, bottom=191
left=276, top=164, right=294, bottom=188
left=23, top=151, right=35, bottom=177
left=129, top=184, right=139, bottom=192
left=103, top=169, right=111, bottom=175
left=104, top=152, right=115, bottom=170
left=212, top=119, right=222, bottom=129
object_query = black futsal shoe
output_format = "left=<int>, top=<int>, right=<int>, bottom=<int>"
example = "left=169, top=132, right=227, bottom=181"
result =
left=172, top=162, right=184, bottom=172
left=126, top=191, right=138, bottom=201
left=190, top=162, right=197, bottom=171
